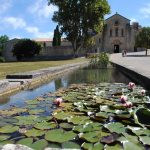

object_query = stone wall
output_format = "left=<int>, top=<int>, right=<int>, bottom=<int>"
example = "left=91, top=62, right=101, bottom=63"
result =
left=2, top=39, right=19, bottom=61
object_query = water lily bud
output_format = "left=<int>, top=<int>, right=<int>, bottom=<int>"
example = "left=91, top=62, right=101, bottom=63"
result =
left=120, top=95, right=128, bottom=103
left=141, top=89, right=146, bottom=95
left=54, top=97, right=63, bottom=106
left=128, top=82, right=135, bottom=90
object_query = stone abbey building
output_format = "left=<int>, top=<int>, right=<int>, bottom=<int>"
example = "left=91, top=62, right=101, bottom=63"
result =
left=95, top=13, right=141, bottom=53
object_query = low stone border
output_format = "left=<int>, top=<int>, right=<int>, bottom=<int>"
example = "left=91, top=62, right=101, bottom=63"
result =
left=0, top=62, right=88, bottom=97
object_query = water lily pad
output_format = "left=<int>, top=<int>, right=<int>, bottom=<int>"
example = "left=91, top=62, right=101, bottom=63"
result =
left=26, top=100, right=40, bottom=105
left=59, top=123, right=73, bottom=130
left=134, top=108, right=150, bottom=126
left=28, top=109, right=45, bottom=115
left=53, top=112, right=70, bottom=121
left=127, top=126, right=150, bottom=136
left=25, top=129, right=45, bottom=137
left=139, top=136, right=150, bottom=145
left=123, top=141, right=145, bottom=150
left=81, top=142, right=103, bottom=150
left=45, top=129, right=76, bottom=143
left=100, top=105, right=115, bottom=113
left=31, top=139, right=48, bottom=150
left=115, top=110, right=131, bottom=119
left=101, top=133, right=120, bottom=144
left=81, top=142, right=93, bottom=150
left=73, top=122, right=101, bottom=133
left=0, top=108, right=27, bottom=116
left=61, top=141, right=80, bottom=149
left=34, top=122, right=57, bottom=130
left=17, top=138, right=33, bottom=147
left=2, top=118, right=19, bottom=124
left=119, top=133, right=139, bottom=144
left=79, top=131, right=101, bottom=143
left=48, top=143, right=61, bottom=148
left=105, top=144, right=123, bottom=150
left=104, top=122, right=126, bottom=134
left=0, top=135, right=10, bottom=142
left=67, top=116, right=90, bottom=125
left=95, top=112, right=109, bottom=119
left=0, top=125, right=19, bottom=133
left=0, top=140, right=14, bottom=145
left=15, top=115, right=42, bottom=125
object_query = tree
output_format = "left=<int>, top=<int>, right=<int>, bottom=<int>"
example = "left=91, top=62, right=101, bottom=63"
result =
left=0, top=35, right=9, bottom=56
left=48, top=0, right=110, bottom=55
left=12, top=39, right=41, bottom=60
left=53, top=25, right=61, bottom=46
left=135, top=27, right=150, bottom=56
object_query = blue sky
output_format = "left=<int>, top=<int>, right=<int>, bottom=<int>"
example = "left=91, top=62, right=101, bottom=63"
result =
left=0, top=0, right=150, bottom=39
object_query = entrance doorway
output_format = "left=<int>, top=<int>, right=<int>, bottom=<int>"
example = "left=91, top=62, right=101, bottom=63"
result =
left=114, top=45, right=120, bottom=53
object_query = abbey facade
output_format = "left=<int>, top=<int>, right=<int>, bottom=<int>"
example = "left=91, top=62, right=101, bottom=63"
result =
left=95, top=13, right=141, bottom=53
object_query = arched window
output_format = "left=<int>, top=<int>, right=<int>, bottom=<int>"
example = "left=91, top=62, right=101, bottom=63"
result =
left=115, top=28, right=118, bottom=37
left=110, top=29, right=112, bottom=37
left=121, top=29, right=124, bottom=37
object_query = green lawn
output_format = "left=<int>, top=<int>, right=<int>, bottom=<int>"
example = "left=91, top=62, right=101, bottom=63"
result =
left=0, top=58, right=87, bottom=79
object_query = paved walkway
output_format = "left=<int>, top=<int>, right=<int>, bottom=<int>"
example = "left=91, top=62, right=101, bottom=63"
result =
left=110, top=50, right=150, bottom=88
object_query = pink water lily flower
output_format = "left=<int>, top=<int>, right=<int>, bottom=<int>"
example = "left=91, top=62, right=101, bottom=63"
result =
left=123, top=101, right=133, bottom=108
left=120, top=95, right=128, bottom=103
left=54, top=97, right=63, bottom=106
left=128, top=82, right=135, bottom=90
left=141, top=89, right=146, bottom=95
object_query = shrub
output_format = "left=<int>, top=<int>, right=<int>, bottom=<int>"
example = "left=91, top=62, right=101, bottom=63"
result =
left=89, top=52, right=109, bottom=68
left=0, top=57, right=5, bottom=62
left=12, top=39, right=41, bottom=60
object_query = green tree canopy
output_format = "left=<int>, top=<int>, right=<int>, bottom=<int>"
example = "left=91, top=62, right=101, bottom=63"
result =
left=53, top=25, right=61, bottom=46
left=0, top=35, right=9, bottom=55
left=12, top=39, right=41, bottom=60
left=48, top=0, right=110, bottom=55
left=135, top=27, right=150, bottom=55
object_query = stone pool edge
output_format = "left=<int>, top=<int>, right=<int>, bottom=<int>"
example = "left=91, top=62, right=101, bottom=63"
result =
left=0, top=61, right=88, bottom=98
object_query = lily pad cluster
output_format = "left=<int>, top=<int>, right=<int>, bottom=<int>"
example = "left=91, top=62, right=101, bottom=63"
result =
left=0, top=83, right=150, bottom=149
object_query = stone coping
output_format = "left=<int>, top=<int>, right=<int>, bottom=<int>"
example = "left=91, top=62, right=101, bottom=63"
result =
left=0, top=61, right=88, bottom=97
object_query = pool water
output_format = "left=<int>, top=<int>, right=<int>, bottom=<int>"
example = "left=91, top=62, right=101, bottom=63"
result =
left=0, top=68, right=131, bottom=109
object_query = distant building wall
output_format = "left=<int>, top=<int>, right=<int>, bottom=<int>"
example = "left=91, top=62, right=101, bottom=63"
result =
left=94, top=13, right=141, bottom=53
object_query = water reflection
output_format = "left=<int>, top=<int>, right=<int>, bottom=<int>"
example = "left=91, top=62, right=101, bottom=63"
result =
left=0, top=68, right=131, bottom=109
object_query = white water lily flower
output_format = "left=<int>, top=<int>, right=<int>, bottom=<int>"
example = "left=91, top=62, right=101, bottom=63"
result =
left=93, top=96, right=97, bottom=99
left=87, top=112, right=94, bottom=116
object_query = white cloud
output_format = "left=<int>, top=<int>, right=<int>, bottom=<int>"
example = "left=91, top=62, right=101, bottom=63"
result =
left=140, top=4, right=150, bottom=18
left=3, top=17, right=26, bottom=29
left=2, top=16, right=53, bottom=38
left=25, top=26, right=53, bottom=38
left=130, top=18, right=137, bottom=23
left=28, top=0, right=57, bottom=18
left=0, top=0, right=12, bottom=14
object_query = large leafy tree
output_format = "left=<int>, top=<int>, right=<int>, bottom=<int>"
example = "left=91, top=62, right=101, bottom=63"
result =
left=48, top=0, right=110, bottom=55
left=0, top=35, right=9, bottom=56
left=135, top=27, right=150, bottom=55
left=53, top=25, right=61, bottom=46
left=12, top=39, right=41, bottom=60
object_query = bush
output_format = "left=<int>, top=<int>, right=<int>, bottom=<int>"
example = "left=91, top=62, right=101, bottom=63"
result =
left=89, top=52, right=109, bottom=68
left=12, top=39, right=41, bottom=60
left=0, top=57, right=5, bottom=62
